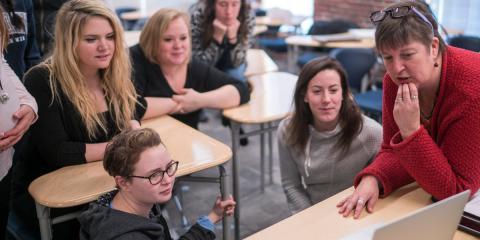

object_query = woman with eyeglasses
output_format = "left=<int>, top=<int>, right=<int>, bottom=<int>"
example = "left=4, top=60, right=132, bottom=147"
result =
left=337, top=0, right=480, bottom=219
left=79, top=128, right=235, bottom=240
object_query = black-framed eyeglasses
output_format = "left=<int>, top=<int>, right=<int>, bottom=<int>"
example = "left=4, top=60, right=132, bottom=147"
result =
left=370, top=6, right=433, bottom=31
left=127, top=160, right=179, bottom=185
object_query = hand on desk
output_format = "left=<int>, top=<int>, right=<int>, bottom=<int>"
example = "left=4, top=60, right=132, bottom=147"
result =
left=208, top=195, right=236, bottom=224
left=336, top=175, right=380, bottom=219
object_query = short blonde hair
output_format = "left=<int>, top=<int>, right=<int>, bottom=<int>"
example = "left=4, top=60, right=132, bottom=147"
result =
left=139, top=8, right=191, bottom=64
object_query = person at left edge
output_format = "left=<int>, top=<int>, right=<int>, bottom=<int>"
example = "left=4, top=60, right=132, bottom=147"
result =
left=10, top=0, right=145, bottom=238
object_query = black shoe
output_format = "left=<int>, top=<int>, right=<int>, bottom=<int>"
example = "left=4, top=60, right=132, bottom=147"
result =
left=239, top=127, right=249, bottom=146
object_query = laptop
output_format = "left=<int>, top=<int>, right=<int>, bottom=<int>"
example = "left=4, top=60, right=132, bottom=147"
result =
left=341, top=190, right=471, bottom=240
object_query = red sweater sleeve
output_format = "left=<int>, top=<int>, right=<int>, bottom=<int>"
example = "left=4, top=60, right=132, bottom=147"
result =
left=355, top=47, right=480, bottom=200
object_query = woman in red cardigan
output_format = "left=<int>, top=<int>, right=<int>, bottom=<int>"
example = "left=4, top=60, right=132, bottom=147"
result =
left=337, top=0, right=480, bottom=219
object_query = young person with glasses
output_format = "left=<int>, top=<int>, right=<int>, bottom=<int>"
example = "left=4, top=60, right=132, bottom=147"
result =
left=79, top=128, right=235, bottom=240
left=337, top=0, right=480, bottom=219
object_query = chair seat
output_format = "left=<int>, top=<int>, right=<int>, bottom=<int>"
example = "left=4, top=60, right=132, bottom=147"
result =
left=297, top=52, right=323, bottom=67
left=354, top=90, right=382, bottom=114
left=258, top=38, right=288, bottom=52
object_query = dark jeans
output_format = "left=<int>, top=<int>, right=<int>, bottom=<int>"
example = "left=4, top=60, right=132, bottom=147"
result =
left=0, top=169, right=12, bottom=240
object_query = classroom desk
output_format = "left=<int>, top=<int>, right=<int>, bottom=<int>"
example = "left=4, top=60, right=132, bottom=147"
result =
left=285, top=28, right=376, bottom=72
left=245, top=184, right=477, bottom=240
left=223, top=71, right=298, bottom=239
left=255, top=15, right=308, bottom=33
left=125, top=30, right=141, bottom=47
left=29, top=116, right=233, bottom=240
left=244, top=49, right=279, bottom=77
left=124, top=26, right=269, bottom=48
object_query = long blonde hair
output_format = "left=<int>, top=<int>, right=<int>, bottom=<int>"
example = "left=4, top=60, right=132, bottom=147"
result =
left=46, top=0, right=137, bottom=139
left=0, top=7, right=8, bottom=52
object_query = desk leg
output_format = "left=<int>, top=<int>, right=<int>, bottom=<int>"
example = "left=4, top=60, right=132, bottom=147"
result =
left=35, top=202, right=52, bottom=240
left=287, top=44, right=299, bottom=73
left=260, top=123, right=265, bottom=193
left=219, top=164, right=232, bottom=240
left=229, top=121, right=240, bottom=240
left=268, top=122, right=273, bottom=184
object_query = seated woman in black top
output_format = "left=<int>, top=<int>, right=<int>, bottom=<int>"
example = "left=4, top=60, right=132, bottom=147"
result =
left=79, top=128, right=235, bottom=240
left=130, top=8, right=250, bottom=129
left=11, top=0, right=145, bottom=238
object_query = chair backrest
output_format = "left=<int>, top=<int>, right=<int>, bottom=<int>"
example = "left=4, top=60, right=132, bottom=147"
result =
left=329, top=48, right=377, bottom=93
left=447, top=35, right=480, bottom=52
left=308, top=19, right=360, bottom=35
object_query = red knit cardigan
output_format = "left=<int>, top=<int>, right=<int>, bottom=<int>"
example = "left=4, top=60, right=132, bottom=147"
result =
left=354, top=46, right=480, bottom=200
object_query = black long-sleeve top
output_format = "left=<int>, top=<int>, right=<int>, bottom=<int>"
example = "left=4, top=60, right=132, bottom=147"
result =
left=130, top=44, right=250, bottom=129
left=11, top=65, right=146, bottom=234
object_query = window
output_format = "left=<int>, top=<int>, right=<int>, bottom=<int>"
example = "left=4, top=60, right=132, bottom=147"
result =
left=428, top=0, right=480, bottom=36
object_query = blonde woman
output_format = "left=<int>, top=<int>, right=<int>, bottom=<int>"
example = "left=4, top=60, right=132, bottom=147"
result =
left=0, top=7, right=37, bottom=238
left=130, top=8, right=249, bottom=129
left=11, top=0, right=145, bottom=238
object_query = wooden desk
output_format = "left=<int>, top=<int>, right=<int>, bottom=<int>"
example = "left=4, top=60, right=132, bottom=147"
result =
left=245, top=49, right=278, bottom=77
left=255, top=15, right=308, bottom=28
left=125, top=30, right=141, bottom=47
left=29, top=116, right=233, bottom=240
left=124, top=26, right=268, bottom=48
left=223, top=71, right=297, bottom=239
left=120, top=10, right=152, bottom=21
left=285, top=28, right=376, bottom=72
left=246, top=185, right=477, bottom=240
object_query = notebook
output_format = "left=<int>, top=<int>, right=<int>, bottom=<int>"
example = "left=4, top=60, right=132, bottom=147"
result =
left=341, top=190, right=470, bottom=240
left=459, top=189, right=480, bottom=236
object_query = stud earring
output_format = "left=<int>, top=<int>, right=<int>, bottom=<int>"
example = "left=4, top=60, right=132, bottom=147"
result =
left=434, top=62, right=439, bottom=67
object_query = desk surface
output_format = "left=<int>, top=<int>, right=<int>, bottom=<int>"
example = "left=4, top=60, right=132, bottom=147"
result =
left=245, top=185, right=477, bottom=240
left=223, top=71, right=297, bottom=124
left=245, top=49, right=278, bottom=77
left=286, top=35, right=375, bottom=49
left=255, top=15, right=308, bottom=27
left=124, top=25, right=268, bottom=48
left=28, top=116, right=232, bottom=208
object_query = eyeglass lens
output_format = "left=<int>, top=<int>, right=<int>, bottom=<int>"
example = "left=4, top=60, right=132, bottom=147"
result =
left=150, top=161, right=178, bottom=184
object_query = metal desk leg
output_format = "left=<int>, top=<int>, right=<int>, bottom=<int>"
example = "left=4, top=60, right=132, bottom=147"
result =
left=260, top=123, right=265, bottom=193
left=35, top=202, right=52, bottom=240
left=229, top=121, right=240, bottom=240
left=287, top=44, right=300, bottom=73
left=268, top=122, right=274, bottom=184
left=219, top=165, right=232, bottom=240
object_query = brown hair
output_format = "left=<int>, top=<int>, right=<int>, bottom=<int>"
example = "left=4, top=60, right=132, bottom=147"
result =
left=104, top=128, right=163, bottom=178
left=139, top=8, right=191, bottom=64
left=374, top=0, right=446, bottom=54
left=200, top=0, right=250, bottom=49
left=285, top=57, right=363, bottom=155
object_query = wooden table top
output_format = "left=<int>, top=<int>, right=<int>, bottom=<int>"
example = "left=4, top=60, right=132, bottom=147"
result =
left=245, top=49, right=278, bottom=77
left=245, top=184, right=477, bottom=240
left=125, top=30, right=141, bottom=47
left=223, top=71, right=297, bottom=124
left=255, top=15, right=308, bottom=27
left=28, top=116, right=232, bottom=208
left=286, top=35, right=375, bottom=49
